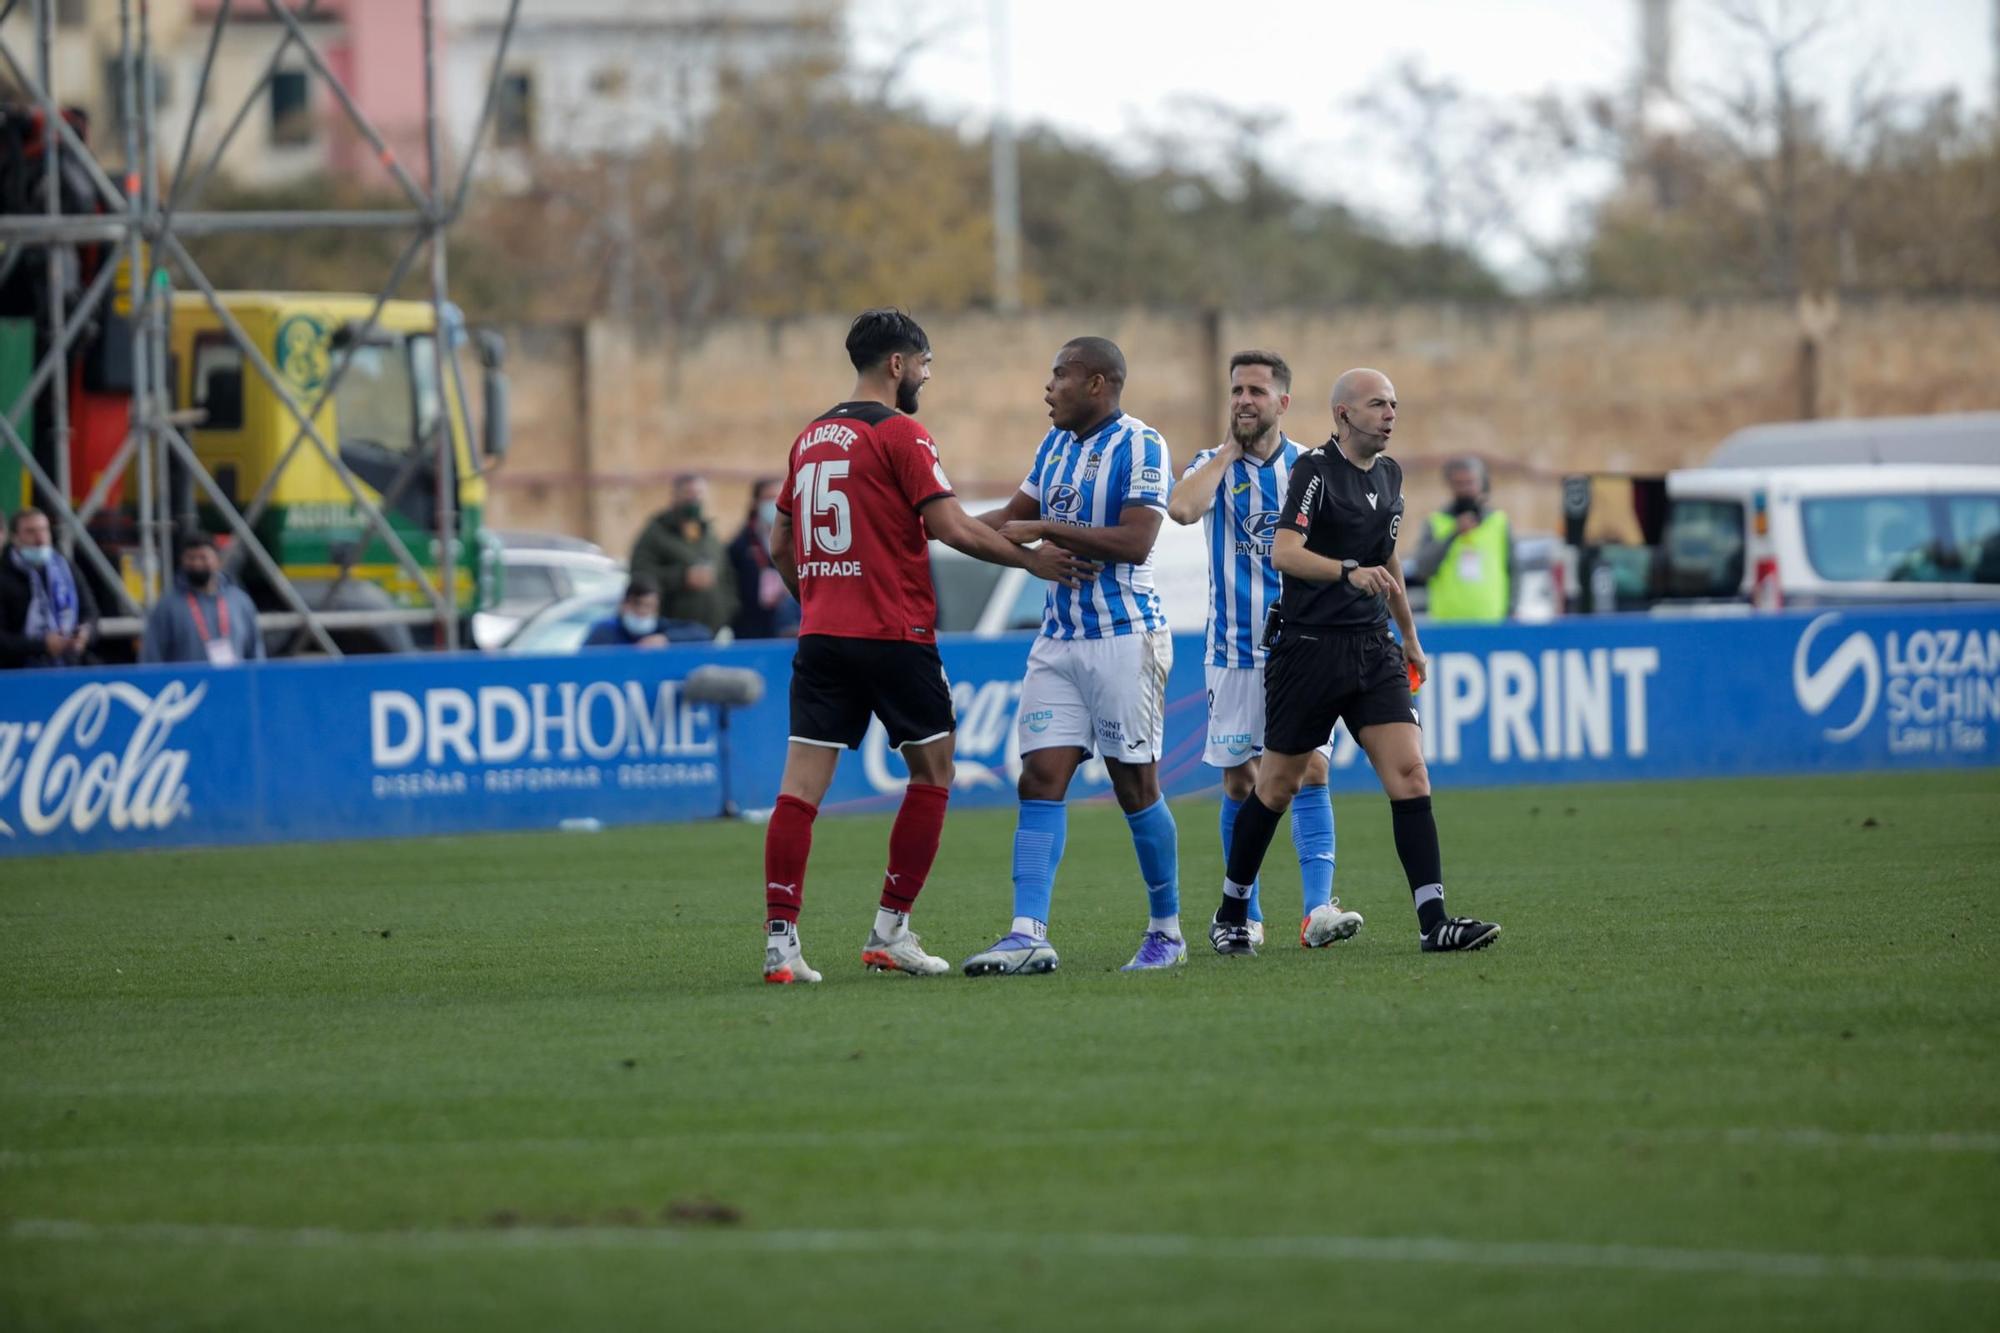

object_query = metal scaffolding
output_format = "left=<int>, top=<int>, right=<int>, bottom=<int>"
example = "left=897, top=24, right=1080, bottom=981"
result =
left=0, top=0, right=522, bottom=656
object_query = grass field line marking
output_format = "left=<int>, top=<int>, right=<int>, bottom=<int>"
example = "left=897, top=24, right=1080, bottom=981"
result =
left=8, top=1218, right=1999, bottom=1285
left=5, top=1124, right=1997, bottom=1167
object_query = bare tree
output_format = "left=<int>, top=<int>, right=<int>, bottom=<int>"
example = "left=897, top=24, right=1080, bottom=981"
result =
left=1700, top=0, right=1848, bottom=295
left=1558, top=0, right=2000, bottom=299
left=1355, top=60, right=1616, bottom=290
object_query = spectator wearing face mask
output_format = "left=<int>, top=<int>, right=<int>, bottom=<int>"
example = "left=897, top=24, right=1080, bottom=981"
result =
left=1, top=506, right=100, bottom=669
left=583, top=577, right=671, bottom=649
left=727, top=476, right=801, bottom=641
left=140, top=530, right=265, bottom=665
left=630, top=474, right=738, bottom=634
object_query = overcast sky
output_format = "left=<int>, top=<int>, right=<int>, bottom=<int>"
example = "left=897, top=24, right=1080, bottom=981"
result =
left=851, top=0, right=1996, bottom=277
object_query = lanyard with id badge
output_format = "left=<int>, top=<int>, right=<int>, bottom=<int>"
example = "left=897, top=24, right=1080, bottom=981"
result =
left=188, top=594, right=239, bottom=666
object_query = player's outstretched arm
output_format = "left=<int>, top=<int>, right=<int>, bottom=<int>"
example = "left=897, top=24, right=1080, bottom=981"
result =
left=1166, top=444, right=1240, bottom=525
left=924, top=496, right=1097, bottom=589
left=1004, top=504, right=1162, bottom=565
left=975, top=491, right=1040, bottom=531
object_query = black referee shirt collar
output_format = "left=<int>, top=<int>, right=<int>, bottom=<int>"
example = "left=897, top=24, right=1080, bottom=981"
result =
left=1325, top=435, right=1379, bottom=471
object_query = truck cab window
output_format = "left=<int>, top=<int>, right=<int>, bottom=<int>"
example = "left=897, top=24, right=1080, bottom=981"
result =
left=409, top=334, right=445, bottom=452
left=192, top=338, right=244, bottom=430
left=331, top=336, right=437, bottom=528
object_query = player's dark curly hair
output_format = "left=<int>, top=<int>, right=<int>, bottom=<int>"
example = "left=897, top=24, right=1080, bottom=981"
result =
left=845, top=308, right=930, bottom=372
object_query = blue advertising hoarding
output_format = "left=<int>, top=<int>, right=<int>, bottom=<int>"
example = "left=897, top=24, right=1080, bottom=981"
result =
left=2, top=605, right=1995, bottom=858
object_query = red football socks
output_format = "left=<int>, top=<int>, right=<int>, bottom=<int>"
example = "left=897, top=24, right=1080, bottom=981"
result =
left=764, top=794, right=817, bottom=925
left=880, top=783, right=950, bottom=914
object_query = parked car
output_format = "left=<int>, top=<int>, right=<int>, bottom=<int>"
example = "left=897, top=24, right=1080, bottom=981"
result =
left=1662, top=463, right=2000, bottom=608
left=1564, top=414, right=2000, bottom=613
left=472, top=530, right=629, bottom=649
left=500, top=592, right=715, bottom=655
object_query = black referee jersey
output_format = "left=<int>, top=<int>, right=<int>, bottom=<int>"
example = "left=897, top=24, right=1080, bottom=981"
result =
left=1273, top=442, right=1406, bottom=629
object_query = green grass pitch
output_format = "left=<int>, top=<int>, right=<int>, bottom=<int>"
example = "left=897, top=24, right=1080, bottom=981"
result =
left=3, top=770, right=1997, bottom=1331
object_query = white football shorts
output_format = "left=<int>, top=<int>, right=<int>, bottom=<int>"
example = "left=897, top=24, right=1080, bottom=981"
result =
left=1203, top=661, right=1334, bottom=768
left=1017, top=630, right=1173, bottom=762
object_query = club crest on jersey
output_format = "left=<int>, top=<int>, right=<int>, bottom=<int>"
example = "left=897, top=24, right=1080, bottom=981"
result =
left=1047, top=485, right=1084, bottom=520
left=1238, top=509, right=1282, bottom=553
left=1082, top=453, right=1102, bottom=481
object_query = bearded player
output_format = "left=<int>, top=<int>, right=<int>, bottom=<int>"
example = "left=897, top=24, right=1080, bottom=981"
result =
left=761, top=309, right=1093, bottom=984
left=1165, top=350, right=1362, bottom=951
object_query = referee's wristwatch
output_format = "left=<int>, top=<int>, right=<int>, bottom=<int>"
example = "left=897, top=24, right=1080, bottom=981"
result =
left=1338, top=558, right=1359, bottom=585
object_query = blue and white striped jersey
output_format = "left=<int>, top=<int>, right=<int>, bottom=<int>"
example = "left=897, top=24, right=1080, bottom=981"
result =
left=1020, top=412, right=1172, bottom=640
left=1184, top=435, right=1309, bottom=667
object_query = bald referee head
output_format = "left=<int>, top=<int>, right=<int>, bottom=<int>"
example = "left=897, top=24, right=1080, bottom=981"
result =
left=1330, top=368, right=1398, bottom=460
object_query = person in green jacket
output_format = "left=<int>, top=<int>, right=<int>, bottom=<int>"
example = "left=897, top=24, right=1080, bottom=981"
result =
left=1412, top=457, right=1514, bottom=623
left=630, top=474, right=739, bottom=633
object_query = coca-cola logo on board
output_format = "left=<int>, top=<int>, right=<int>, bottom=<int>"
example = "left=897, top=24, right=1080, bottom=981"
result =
left=0, top=681, right=206, bottom=838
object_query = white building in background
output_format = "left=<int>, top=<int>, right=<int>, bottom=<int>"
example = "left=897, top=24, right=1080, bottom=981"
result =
left=444, top=0, right=842, bottom=184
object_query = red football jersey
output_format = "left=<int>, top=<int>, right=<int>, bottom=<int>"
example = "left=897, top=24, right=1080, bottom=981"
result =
left=779, top=400, right=954, bottom=642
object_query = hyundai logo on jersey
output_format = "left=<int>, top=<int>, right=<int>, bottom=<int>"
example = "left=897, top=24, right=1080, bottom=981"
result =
left=1046, top=485, right=1084, bottom=521
left=1239, top=509, right=1282, bottom=552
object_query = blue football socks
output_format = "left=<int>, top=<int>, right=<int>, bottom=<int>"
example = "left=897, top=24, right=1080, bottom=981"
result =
left=1010, top=799, right=1067, bottom=932
left=1126, top=797, right=1181, bottom=929
left=1291, top=783, right=1337, bottom=915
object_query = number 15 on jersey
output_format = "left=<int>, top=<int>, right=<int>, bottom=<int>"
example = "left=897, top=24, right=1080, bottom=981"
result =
left=793, top=460, right=852, bottom=556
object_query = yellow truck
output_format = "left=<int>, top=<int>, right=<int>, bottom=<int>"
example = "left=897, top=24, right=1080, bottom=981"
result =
left=166, top=290, right=508, bottom=651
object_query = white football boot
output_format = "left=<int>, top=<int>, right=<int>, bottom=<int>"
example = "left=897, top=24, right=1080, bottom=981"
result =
left=861, top=912, right=950, bottom=976
left=1301, top=899, right=1365, bottom=948
left=763, top=920, right=822, bottom=984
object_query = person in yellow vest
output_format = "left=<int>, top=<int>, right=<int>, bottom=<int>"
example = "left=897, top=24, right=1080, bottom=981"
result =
left=1413, top=457, right=1514, bottom=622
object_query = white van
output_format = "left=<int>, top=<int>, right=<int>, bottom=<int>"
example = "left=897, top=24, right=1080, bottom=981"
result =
left=930, top=504, right=1212, bottom=636
left=1659, top=414, right=2000, bottom=609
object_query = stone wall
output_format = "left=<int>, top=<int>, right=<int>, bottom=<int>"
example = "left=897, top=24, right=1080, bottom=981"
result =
left=486, top=299, right=2000, bottom=558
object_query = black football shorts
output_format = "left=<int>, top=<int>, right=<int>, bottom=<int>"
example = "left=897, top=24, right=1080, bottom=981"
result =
left=1262, top=623, right=1418, bottom=756
left=789, top=634, right=956, bottom=751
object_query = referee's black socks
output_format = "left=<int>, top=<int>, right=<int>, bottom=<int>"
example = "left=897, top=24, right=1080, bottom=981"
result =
left=1217, top=794, right=1284, bottom=926
left=1390, top=795, right=1448, bottom=936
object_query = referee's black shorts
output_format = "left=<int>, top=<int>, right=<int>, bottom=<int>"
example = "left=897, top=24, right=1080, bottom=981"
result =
left=1263, top=623, right=1418, bottom=755
left=789, top=633, right=956, bottom=751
